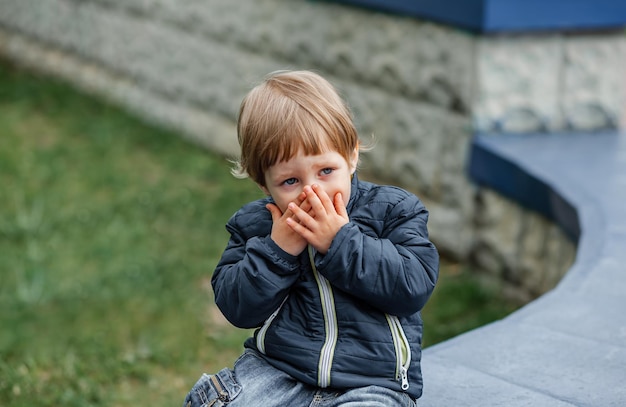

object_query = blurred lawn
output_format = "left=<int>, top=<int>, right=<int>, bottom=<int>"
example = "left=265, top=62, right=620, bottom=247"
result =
left=0, top=59, right=518, bottom=406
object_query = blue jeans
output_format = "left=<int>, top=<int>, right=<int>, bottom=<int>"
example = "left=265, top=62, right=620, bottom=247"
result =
left=182, top=349, right=417, bottom=407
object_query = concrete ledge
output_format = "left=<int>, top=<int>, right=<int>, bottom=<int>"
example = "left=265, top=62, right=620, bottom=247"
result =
left=469, top=137, right=580, bottom=242
left=421, top=131, right=626, bottom=405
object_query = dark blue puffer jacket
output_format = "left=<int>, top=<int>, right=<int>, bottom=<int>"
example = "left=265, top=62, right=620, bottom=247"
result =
left=212, top=175, right=439, bottom=400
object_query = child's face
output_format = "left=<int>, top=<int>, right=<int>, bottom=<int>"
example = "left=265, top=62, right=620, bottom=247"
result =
left=261, top=148, right=359, bottom=213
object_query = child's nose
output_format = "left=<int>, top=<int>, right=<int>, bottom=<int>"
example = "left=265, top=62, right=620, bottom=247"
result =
left=301, top=178, right=315, bottom=189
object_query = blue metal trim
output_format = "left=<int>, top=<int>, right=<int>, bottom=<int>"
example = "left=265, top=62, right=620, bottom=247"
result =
left=468, top=135, right=580, bottom=243
left=317, top=0, right=626, bottom=33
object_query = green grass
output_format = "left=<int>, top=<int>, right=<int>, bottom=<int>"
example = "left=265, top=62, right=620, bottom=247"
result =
left=0, top=60, right=518, bottom=406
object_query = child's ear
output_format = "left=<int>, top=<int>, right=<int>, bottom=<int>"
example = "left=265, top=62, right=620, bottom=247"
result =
left=349, top=147, right=359, bottom=174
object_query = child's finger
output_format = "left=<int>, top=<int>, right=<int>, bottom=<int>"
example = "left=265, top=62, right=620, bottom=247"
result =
left=292, top=190, right=307, bottom=207
left=288, top=202, right=314, bottom=227
left=286, top=216, right=310, bottom=238
left=334, top=193, right=348, bottom=218
left=296, top=198, right=315, bottom=219
left=312, top=184, right=337, bottom=214
left=298, top=197, right=312, bottom=212
left=305, top=185, right=327, bottom=215
left=265, top=203, right=283, bottom=222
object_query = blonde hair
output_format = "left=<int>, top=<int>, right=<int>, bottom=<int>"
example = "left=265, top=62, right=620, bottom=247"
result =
left=233, top=70, right=360, bottom=186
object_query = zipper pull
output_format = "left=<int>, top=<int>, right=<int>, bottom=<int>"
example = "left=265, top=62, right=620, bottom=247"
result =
left=400, top=366, right=409, bottom=390
left=217, top=390, right=230, bottom=402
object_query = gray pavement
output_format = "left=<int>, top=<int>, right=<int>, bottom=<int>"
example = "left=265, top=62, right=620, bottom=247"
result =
left=420, top=131, right=626, bottom=406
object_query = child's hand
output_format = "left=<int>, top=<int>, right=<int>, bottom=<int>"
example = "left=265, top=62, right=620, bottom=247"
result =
left=266, top=192, right=310, bottom=256
left=286, top=184, right=349, bottom=255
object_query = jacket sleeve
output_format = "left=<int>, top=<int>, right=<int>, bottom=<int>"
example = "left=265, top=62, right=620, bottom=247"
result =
left=211, top=208, right=301, bottom=329
left=315, top=193, right=439, bottom=317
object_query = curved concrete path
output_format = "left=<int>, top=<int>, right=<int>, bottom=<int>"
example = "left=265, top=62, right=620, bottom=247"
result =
left=420, top=131, right=626, bottom=406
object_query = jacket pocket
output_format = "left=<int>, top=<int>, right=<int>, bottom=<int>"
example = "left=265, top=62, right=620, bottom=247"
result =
left=182, top=368, right=242, bottom=407
left=386, top=314, right=412, bottom=391
left=256, top=295, right=288, bottom=354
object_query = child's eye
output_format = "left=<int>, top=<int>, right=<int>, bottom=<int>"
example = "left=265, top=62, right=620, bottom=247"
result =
left=282, top=178, right=298, bottom=186
left=321, top=168, right=333, bottom=175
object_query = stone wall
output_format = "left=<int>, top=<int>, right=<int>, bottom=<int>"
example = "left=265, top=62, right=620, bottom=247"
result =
left=475, top=33, right=626, bottom=133
left=0, top=0, right=606, bottom=299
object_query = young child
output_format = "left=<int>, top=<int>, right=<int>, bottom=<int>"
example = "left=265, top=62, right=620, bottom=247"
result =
left=183, top=70, right=439, bottom=407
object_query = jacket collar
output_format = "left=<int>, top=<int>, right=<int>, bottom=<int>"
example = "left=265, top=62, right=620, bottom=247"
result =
left=346, top=173, right=360, bottom=214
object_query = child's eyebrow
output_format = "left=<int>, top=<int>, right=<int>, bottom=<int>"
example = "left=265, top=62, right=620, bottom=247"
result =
left=268, top=169, right=296, bottom=180
left=309, top=156, right=341, bottom=166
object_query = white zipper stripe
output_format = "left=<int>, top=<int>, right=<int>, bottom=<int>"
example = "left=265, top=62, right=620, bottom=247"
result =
left=386, top=314, right=402, bottom=375
left=316, top=273, right=337, bottom=387
left=256, top=295, right=288, bottom=354
left=309, top=246, right=338, bottom=388
left=386, top=314, right=411, bottom=390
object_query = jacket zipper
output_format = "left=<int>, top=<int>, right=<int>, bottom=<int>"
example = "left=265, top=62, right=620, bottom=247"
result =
left=209, top=374, right=230, bottom=403
left=256, top=295, right=288, bottom=354
left=386, top=314, right=411, bottom=390
left=309, top=245, right=338, bottom=388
